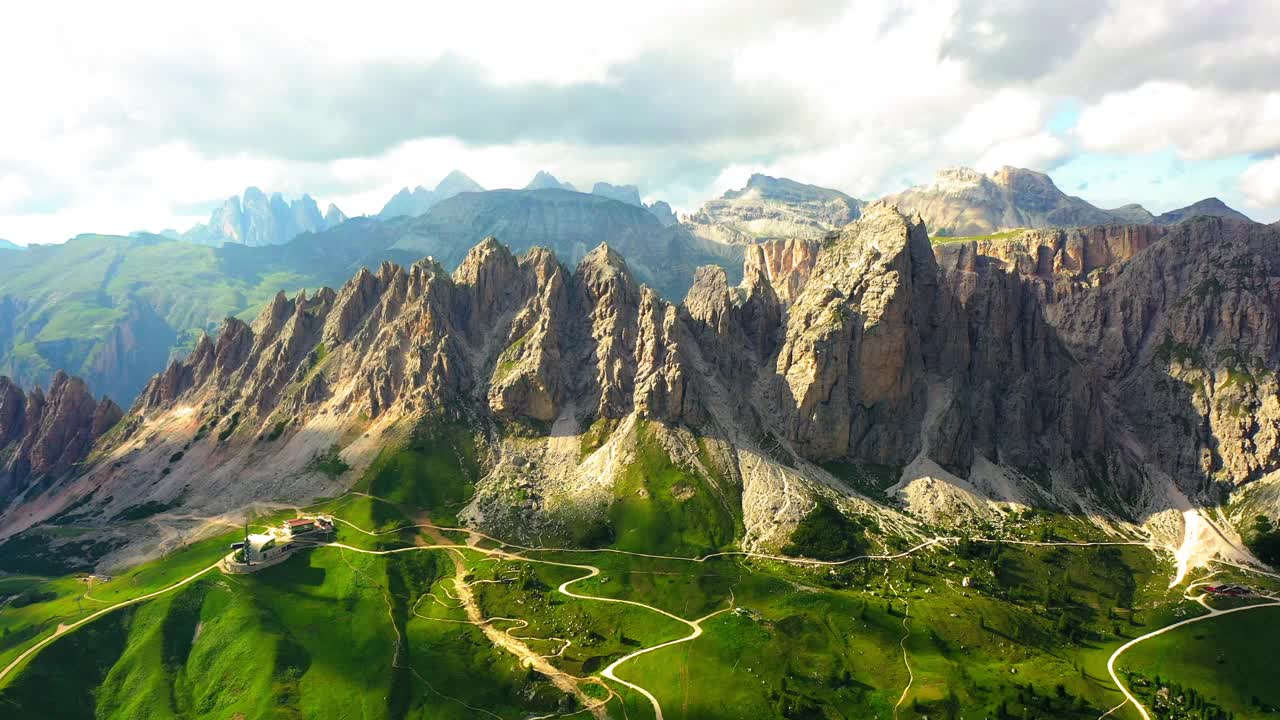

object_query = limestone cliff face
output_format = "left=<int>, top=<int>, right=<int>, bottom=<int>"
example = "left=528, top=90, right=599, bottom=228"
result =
left=929, top=217, right=1280, bottom=499
left=1044, top=218, right=1280, bottom=493
left=13, top=211, right=1280, bottom=548
left=773, top=204, right=930, bottom=461
left=0, top=372, right=121, bottom=498
left=935, top=224, right=1164, bottom=300
left=740, top=238, right=821, bottom=305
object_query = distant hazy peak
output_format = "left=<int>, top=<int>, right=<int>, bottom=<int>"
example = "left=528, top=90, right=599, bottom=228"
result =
left=435, top=169, right=485, bottom=197
left=525, top=171, right=576, bottom=191
left=723, top=174, right=860, bottom=204
left=1106, top=204, right=1156, bottom=224
left=1155, top=197, right=1253, bottom=225
left=0, top=238, right=22, bottom=250
left=646, top=200, right=677, bottom=226
left=378, top=186, right=436, bottom=219
left=884, top=165, right=1117, bottom=236
left=591, top=182, right=643, bottom=207
left=323, top=203, right=348, bottom=227
left=181, top=187, right=334, bottom=247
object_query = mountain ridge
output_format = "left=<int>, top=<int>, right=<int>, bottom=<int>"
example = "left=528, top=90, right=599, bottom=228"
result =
left=6, top=209, right=1274, bottom=574
left=886, top=165, right=1255, bottom=236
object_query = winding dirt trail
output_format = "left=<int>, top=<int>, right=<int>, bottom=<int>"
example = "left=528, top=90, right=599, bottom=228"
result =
left=1098, top=587, right=1280, bottom=720
left=0, top=562, right=220, bottom=685
left=886, top=567, right=913, bottom=720
left=7, top=496, right=1273, bottom=720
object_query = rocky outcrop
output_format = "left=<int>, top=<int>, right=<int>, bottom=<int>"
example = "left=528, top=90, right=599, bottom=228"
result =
left=686, top=174, right=863, bottom=244
left=1045, top=217, right=1280, bottom=492
left=934, top=224, right=1165, bottom=300
left=0, top=372, right=121, bottom=498
left=741, top=238, right=822, bottom=304
left=12, top=209, right=1280, bottom=550
left=884, top=166, right=1120, bottom=237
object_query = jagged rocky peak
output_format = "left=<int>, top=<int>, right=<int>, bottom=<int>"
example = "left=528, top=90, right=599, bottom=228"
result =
left=577, top=243, right=635, bottom=290
left=591, top=182, right=643, bottom=207
left=181, top=188, right=341, bottom=247
left=323, top=203, right=347, bottom=226
left=525, top=171, right=576, bottom=191
left=774, top=202, right=934, bottom=461
left=435, top=169, right=485, bottom=198
left=645, top=200, right=677, bottom=226
left=0, top=372, right=121, bottom=497
left=451, top=237, right=527, bottom=341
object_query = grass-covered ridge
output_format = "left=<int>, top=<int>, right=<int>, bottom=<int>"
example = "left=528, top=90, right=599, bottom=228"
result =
left=930, top=228, right=1028, bottom=244
left=606, top=422, right=740, bottom=556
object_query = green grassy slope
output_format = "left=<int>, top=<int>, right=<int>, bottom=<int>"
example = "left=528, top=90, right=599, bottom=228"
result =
left=1119, top=605, right=1280, bottom=717
left=0, top=221, right=415, bottom=403
left=2, top=420, right=1278, bottom=719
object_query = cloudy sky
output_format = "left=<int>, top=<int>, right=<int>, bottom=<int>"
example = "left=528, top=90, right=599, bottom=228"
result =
left=1, top=0, right=1278, bottom=245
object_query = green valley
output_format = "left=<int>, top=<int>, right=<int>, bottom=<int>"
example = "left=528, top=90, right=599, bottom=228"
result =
left=3, top=423, right=1277, bottom=720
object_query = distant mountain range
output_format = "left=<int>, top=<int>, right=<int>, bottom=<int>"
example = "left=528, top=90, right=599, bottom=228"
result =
left=181, top=188, right=347, bottom=247
left=378, top=170, right=487, bottom=219
left=0, top=186, right=732, bottom=404
left=0, top=223, right=420, bottom=403
left=0, top=164, right=1257, bottom=408
left=884, top=166, right=1253, bottom=237
left=0, top=239, right=22, bottom=251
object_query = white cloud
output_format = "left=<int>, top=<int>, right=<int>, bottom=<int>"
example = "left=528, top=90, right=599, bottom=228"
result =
left=1240, top=156, right=1280, bottom=208
left=974, top=133, right=1071, bottom=173
left=1075, top=82, right=1280, bottom=159
left=0, top=174, right=32, bottom=212
left=1, top=1, right=1277, bottom=243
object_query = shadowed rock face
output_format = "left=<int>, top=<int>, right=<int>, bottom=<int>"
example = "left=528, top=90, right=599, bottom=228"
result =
left=0, top=372, right=121, bottom=498
left=104, top=207, right=1119, bottom=508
